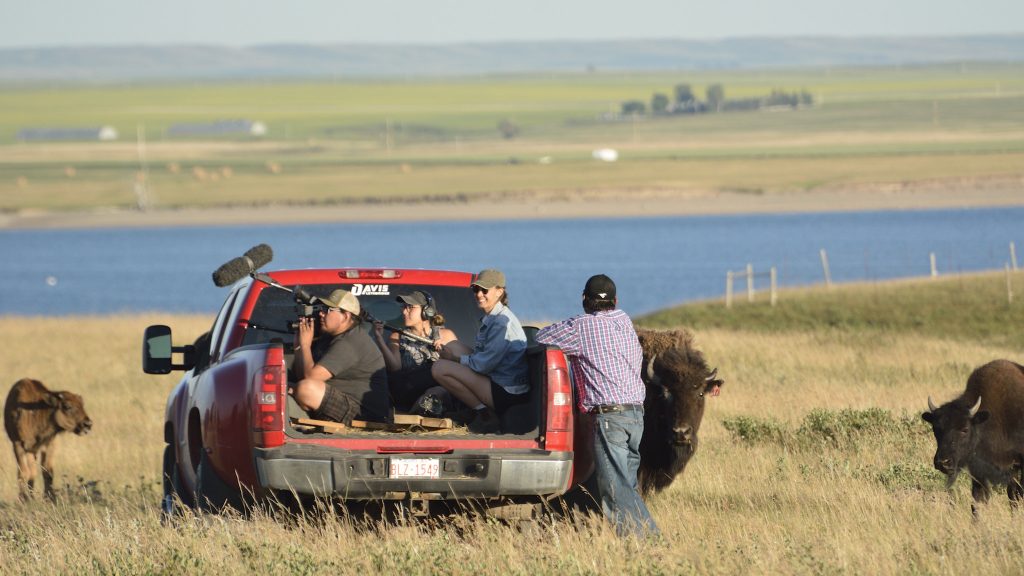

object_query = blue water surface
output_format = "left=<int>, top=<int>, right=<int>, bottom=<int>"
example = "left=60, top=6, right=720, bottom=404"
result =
left=1, top=207, right=1020, bottom=321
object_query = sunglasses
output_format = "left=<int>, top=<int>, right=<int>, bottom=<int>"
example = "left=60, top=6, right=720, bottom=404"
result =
left=471, top=286, right=489, bottom=295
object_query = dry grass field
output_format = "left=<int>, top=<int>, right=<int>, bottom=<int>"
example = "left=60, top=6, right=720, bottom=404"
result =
left=2, top=273, right=1024, bottom=574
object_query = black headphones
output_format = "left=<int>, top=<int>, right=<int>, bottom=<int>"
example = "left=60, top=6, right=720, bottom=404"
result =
left=420, top=291, right=437, bottom=321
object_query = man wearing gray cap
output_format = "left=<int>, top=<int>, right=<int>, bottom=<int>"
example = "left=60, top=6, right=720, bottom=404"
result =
left=433, top=269, right=530, bottom=433
left=535, top=274, right=658, bottom=537
left=291, top=288, right=391, bottom=425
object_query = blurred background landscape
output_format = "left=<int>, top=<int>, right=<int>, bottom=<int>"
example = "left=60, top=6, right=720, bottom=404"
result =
left=2, top=34, right=1022, bottom=220
left=3, top=2, right=1024, bottom=572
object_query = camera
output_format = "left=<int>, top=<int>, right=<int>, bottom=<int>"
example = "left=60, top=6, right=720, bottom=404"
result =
left=288, top=286, right=326, bottom=333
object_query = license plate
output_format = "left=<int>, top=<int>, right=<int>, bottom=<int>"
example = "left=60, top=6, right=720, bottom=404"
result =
left=389, top=458, right=440, bottom=479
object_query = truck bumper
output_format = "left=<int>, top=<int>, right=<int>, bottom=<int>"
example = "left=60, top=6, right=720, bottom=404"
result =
left=253, top=445, right=572, bottom=500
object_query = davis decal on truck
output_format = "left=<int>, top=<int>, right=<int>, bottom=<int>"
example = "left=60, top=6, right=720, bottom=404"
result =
left=350, top=284, right=390, bottom=296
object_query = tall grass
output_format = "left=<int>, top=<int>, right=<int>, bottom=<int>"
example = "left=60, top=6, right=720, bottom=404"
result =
left=2, top=274, right=1024, bottom=573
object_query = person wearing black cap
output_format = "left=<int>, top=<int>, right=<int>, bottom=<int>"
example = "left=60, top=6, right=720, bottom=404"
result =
left=372, top=290, right=458, bottom=413
left=432, top=268, right=530, bottom=433
left=291, top=289, right=391, bottom=425
left=535, top=274, right=659, bottom=537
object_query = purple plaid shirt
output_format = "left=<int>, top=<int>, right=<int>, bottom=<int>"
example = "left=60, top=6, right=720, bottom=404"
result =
left=535, top=309, right=645, bottom=411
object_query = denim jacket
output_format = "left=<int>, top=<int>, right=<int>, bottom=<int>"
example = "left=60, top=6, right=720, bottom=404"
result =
left=460, top=301, right=529, bottom=394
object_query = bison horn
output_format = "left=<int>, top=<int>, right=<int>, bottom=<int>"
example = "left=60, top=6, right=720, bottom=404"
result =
left=644, top=354, right=658, bottom=382
left=927, top=396, right=938, bottom=413
left=969, top=397, right=982, bottom=417
left=706, top=367, right=719, bottom=382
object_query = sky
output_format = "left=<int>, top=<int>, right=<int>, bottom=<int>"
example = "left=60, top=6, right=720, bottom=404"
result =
left=2, top=0, right=1022, bottom=49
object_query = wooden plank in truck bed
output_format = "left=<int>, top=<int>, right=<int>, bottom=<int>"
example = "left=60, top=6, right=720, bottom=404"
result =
left=292, top=414, right=454, bottom=433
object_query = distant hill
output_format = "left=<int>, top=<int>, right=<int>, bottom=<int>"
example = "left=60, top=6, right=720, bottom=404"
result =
left=2, top=35, right=1023, bottom=82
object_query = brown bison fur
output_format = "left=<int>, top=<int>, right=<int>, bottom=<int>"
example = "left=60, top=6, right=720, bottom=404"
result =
left=637, top=328, right=695, bottom=359
left=636, top=328, right=723, bottom=496
left=922, top=359, right=1024, bottom=513
left=4, top=378, right=92, bottom=501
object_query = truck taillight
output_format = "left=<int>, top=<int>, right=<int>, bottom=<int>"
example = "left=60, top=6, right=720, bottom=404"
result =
left=544, top=357, right=573, bottom=452
left=253, top=348, right=286, bottom=448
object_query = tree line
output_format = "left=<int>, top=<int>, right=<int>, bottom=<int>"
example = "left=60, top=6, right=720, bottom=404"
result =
left=621, top=83, right=814, bottom=116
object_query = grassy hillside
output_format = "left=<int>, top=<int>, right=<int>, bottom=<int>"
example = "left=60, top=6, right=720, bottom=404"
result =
left=638, top=270, right=1024, bottom=349
left=3, top=64, right=1023, bottom=145
left=1, top=64, right=1023, bottom=213
left=3, top=275, right=1024, bottom=572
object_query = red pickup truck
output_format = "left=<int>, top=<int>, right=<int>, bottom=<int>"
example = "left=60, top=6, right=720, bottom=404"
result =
left=143, top=268, right=584, bottom=517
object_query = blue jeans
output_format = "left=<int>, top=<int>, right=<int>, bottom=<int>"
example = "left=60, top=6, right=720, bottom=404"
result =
left=593, top=408, right=659, bottom=537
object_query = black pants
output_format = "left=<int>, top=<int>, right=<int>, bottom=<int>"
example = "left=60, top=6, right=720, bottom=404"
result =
left=388, top=363, right=438, bottom=412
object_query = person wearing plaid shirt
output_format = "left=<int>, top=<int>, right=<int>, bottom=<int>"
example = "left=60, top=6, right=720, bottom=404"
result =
left=535, top=274, right=659, bottom=537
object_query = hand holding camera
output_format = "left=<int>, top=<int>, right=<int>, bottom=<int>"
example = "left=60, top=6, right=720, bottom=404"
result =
left=295, top=316, right=316, bottom=350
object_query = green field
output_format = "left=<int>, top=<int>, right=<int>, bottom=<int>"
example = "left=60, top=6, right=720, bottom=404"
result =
left=3, top=272, right=1024, bottom=573
left=638, top=270, right=1024, bottom=349
left=2, top=63, right=1023, bottom=213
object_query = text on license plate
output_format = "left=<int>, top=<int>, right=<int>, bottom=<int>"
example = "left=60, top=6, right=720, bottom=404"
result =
left=389, top=458, right=440, bottom=479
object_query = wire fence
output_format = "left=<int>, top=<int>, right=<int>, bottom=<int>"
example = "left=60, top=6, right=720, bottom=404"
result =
left=725, top=242, right=1020, bottom=308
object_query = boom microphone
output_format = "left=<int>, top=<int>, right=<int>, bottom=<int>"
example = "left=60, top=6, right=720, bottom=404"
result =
left=211, top=244, right=274, bottom=287
left=362, top=311, right=434, bottom=345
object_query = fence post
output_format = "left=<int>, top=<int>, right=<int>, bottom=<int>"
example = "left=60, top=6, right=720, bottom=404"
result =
left=1011, top=242, right=1018, bottom=271
left=746, top=263, right=754, bottom=302
left=770, top=266, right=777, bottom=307
left=930, top=253, right=938, bottom=278
left=725, top=271, right=733, bottom=309
left=1007, top=263, right=1014, bottom=305
left=819, top=249, right=832, bottom=288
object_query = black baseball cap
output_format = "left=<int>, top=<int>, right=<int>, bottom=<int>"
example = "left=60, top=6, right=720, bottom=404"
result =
left=583, top=274, right=616, bottom=301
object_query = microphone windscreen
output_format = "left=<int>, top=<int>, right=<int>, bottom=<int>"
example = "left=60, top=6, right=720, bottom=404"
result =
left=212, top=257, right=252, bottom=287
left=243, top=244, right=273, bottom=270
left=211, top=244, right=274, bottom=287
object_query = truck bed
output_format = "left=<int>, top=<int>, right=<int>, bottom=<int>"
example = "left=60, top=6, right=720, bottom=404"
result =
left=283, top=345, right=549, bottom=441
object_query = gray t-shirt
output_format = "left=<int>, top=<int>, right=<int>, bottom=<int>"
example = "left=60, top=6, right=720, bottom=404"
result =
left=311, top=327, right=390, bottom=421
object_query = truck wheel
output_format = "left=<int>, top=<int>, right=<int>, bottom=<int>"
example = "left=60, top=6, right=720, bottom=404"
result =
left=161, top=445, right=193, bottom=517
left=195, top=451, right=244, bottom=513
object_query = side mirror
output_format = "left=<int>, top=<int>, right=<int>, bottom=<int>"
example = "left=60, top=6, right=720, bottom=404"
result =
left=143, top=325, right=173, bottom=374
left=142, top=325, right=196, bottom=374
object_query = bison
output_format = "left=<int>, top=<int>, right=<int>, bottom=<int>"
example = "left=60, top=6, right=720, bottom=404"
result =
left=922, top=359, right=1024, bottom=514
left=636, top=328, right=723, bottom=495
left=4, top=378, right=92, bottom=501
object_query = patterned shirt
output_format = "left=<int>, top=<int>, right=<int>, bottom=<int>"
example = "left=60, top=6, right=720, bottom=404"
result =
left=534, top=309, right=645, bottom=411
left=398, top=325, right=442, bottom=371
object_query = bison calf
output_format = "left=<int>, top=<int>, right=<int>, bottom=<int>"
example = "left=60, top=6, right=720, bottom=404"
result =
left=4, top=378, right=92, bottom=501
left=922, top=359, right=1024, bottom=514
left=636, top=328, right=723, bottom=496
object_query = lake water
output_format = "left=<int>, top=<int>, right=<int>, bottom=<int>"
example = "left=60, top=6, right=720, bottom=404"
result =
left=1, top=207, right=1021, bottom=321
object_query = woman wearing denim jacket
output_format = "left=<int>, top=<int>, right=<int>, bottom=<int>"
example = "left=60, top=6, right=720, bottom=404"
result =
left=432, top=269, right=529, bottom=433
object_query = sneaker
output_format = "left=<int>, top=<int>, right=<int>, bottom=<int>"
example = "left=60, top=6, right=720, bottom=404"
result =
left=467, top=408, right=501, bottom=434
left=414, top=393, right=445, bottom=418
